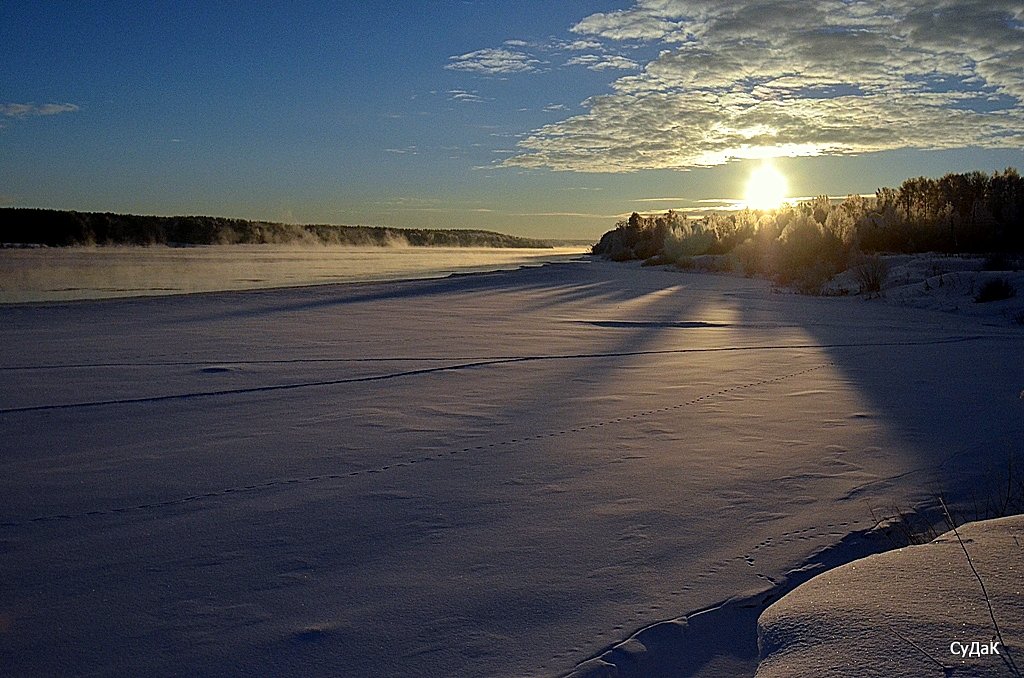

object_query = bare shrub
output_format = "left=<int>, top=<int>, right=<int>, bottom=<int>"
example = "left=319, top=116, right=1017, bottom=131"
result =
left=851, top=254, right=890, bottom=298
left=734, top=238, right=768, bottom=276
left=674, top=256, right=695, bottom=270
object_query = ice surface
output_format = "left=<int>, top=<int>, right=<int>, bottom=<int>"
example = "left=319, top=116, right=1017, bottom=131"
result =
left=1, top=258, right=1021, bottom=676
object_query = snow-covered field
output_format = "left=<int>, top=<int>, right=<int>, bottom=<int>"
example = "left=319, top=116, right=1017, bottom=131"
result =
left=758, top=514, right=1024, bottom=677
left=1, top=257, right=1021, bottom=676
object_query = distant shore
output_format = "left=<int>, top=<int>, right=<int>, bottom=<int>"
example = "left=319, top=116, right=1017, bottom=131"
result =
left=0, top=208, right=563, bottom=249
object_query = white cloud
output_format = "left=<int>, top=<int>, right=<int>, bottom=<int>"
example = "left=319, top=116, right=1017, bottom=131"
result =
left=445, top=48, right=541, bottom=75
left=447, top=89, right=489, bottom=103
left=571, top=6, right=690, bottom=42
left=1, top=102, right=79, bottom=118
left=507, top=0, right=1024, bottom=171
left=566, top=54, right=640, bottom=71
left=446, top=37, right=632, bottom=79
left=565, top=40, right=605, bottom=51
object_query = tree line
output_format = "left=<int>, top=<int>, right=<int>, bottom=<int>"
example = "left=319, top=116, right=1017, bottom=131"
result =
left=0, top=209, right=551, bottom=249
left=592, top=168, right=1024, bottom=291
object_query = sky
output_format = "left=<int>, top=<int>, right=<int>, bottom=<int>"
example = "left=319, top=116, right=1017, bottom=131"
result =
left=2, top=0, right=1023, bottom=240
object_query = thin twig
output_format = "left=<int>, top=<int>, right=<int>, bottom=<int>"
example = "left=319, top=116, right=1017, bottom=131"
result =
left=888, top=624, right=949, bottom=671
left=939, top=497, right=1021, bottom=676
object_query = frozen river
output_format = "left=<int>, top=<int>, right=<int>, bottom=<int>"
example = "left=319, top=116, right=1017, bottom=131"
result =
left=1, top=259, right=1021, bottom=676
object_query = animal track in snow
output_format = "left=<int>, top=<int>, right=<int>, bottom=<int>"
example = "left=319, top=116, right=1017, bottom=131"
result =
left=2, top=363, right=833, bottom=528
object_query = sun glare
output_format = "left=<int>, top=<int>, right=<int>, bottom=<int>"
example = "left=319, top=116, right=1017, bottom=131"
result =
left=743, top=162, right=790, bottom=211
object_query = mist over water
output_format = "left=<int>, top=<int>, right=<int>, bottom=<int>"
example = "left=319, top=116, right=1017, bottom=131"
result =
left=0, top=245, right=587, bottom=303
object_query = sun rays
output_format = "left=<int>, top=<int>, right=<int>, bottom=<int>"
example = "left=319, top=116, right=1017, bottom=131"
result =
left=743, top=161, right=791, bottom=211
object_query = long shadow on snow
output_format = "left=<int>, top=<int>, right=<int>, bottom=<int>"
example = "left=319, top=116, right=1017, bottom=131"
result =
left=564, top=269, right=1024, bottom=678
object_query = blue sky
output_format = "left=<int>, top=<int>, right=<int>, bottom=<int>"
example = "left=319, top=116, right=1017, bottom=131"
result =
left=2, top=1, right=1023, bottom=239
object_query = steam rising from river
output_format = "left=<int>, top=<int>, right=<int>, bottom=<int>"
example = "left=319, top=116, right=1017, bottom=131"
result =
left=0, top=245, right=586, bottom=303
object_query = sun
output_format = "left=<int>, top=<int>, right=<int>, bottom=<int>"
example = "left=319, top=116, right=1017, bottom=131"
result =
left=743, top=161, right=790, bottom=211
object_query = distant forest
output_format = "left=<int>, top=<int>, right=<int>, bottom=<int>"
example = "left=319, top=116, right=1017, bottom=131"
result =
left=0, top=209, right=551, bottom=249
left=593, top=168, right=1024, bottom=290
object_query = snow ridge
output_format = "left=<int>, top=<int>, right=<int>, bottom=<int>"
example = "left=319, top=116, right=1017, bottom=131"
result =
left=564, top=526, right=894, bottom=677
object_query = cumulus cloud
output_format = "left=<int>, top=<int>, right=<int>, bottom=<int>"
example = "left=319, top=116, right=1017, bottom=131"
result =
left=571, top=6, right=690, bottom=42
left=566, top=54, right=639, bottom=71
left=507, top=0, right=1024, bottom=171
left=1, top=102, right=79, bottom=118
left=445, top=48, right=541, bottom=75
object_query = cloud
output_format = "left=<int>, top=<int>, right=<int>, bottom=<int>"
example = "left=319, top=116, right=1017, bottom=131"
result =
left=445, top=48, right=541, bottom=75
left=506, top=0, right=1024, bottom=171
left=565, top=40, right=605, bottom=51
left=571, top=6, right=690, bottom=42
left=447, top=89, right=490, bottom=103
left=510, top=210, right=623, bottom=218
left=1, top=102, right=80, bottom=118
left=445, top=37, right=628, bottom=79
left=566, top=54, right=640, bottom=71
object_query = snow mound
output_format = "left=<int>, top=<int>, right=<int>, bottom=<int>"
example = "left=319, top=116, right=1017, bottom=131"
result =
left=756, top=515, right=1024, bottom=677
left=826, top=254, right=1024, bottom=324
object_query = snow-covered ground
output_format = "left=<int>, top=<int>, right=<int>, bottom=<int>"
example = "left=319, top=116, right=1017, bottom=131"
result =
left=758, top=515, right=1024, bottom=677
left=826, top=253, right=1024, bottom=325
left=1, top=257, right=1021, bottom=676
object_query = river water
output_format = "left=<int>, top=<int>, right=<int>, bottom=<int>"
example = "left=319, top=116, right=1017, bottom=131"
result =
left=0, top=245, right=588, bottom=303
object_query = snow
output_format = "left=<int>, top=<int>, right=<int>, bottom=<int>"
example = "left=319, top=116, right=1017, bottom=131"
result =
left=824, top=253, right=1024, bottom=324
left=1, top=256, right=1022, bottom=676
left=757, top=515, right=1024, bottom=677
